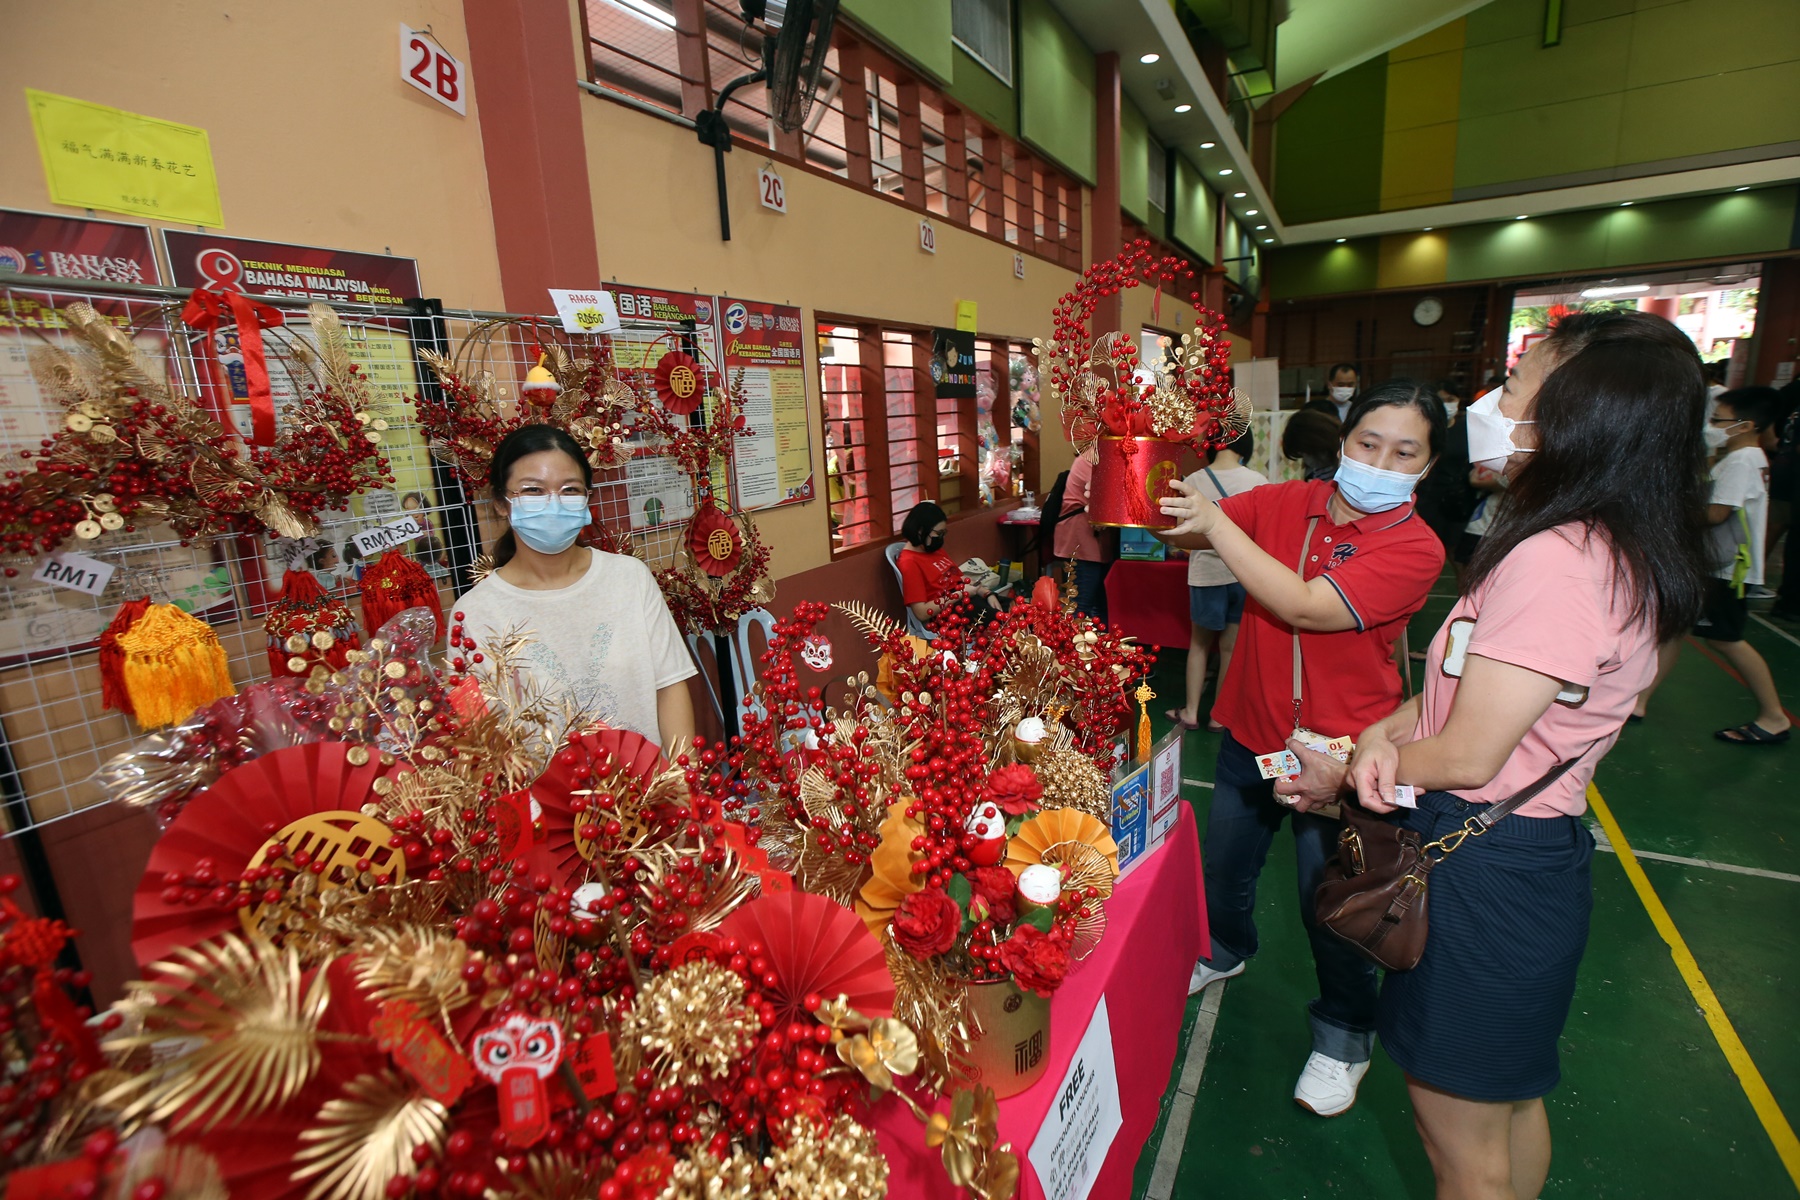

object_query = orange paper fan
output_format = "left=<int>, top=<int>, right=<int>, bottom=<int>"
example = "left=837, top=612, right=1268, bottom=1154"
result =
left=853, top=801, right=923, bottom=937
left=132, top=743, right=407, bottom=970
left=527, top=724, right=670, bottom=887
left=1005, top=808, right=1120, bottom=881
left=720, top=889, right=894, bottom=1024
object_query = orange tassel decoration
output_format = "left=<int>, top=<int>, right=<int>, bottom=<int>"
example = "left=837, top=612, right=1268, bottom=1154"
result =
left=263, top=570, right=360, bottom=678
left=114, top=604, right=236, bottom=728
left=359, top=549, right=443, bottom=639
left=98, top=596, right=153, bottom=717
left=1134, top=682, right=1155, bottom=763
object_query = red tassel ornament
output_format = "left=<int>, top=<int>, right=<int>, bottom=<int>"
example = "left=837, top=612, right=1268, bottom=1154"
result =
left=262, top=570, right=359, bottom=677
left=358, top=549, right=443, bottom=639
left=98, top=596, right=153, bottom=717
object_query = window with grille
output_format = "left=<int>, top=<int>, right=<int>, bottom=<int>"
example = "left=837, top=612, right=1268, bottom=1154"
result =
left=953, top=0, right=1013, bottom=85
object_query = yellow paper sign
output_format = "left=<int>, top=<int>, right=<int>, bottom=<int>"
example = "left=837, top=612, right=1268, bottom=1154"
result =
left=955, top=300, right=979, bottom=332
left=27, top=89, right=224, bottom=227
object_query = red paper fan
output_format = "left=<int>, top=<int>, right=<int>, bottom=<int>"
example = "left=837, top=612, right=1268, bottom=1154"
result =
left=131, top=743, right=407, bottom=970
left=684, top=504, right=744, bottom=578
left=653, top=350, right=705, bottom=415
left=719, top=890, right=894, bottom=1024
left=527, top=725, right=669, bottom=887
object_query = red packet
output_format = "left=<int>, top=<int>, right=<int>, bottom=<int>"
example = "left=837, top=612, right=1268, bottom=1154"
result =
left=448, top=674, right=488, bottom=720
left=498, top=1069, right=550, bottom=1147
left=372, top=1000, right=473, bottom=1105
left=473, top=1015, right=565, bottom=1148
left=569, top=1033, right=618, bottom=1100
left=722, top=822, right=793, bottom=893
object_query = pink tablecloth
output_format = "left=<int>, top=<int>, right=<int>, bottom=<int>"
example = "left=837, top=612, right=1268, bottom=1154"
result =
left=1105, top=559, right=1190, bottom=649
left=872, top=805, right=1209, bottom=1200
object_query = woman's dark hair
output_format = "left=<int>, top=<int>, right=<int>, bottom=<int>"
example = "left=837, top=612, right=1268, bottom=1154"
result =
left=489, top=424, right=592, bottom=567
left=900, top=501, right=948, bottom=548
left=1209, top=427, right=1255, bottom=463
left=1466, top=310, right=1708, bottom=642
left=1342, top=378, right=1447, bottom=458
left=1281, top=409, right=1341, bottom=476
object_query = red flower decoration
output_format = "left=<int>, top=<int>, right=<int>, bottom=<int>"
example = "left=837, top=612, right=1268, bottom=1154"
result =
left=890, top=888, right=962, bottom=959
left=984, top=763, right=1044, bottom=816
left=998, top=924, right=1071, bottom=998
left=653, top=350, right=706, bottom=415
left=685, top=504, right=745, bottom=577
left=967, top=867, right=1018, bottom=926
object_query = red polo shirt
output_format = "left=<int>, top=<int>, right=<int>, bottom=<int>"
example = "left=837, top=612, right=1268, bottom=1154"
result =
left=1211, top=479, right=1444, bottom=754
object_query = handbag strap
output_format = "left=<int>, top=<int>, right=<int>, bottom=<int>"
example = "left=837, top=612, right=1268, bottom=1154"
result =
left=1468, top=751, right=1588, bottom=830
left=1291, top=516, right=1321, bottom=733
left=1204, top=466, right=1232, bottom=500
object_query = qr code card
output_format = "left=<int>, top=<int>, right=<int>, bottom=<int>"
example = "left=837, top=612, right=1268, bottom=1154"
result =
left=1256, top=750, right=1302, bottom=780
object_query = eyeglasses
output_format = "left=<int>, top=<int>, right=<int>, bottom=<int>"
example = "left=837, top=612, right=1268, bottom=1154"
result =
left=507, top=486, right=593, bottom=514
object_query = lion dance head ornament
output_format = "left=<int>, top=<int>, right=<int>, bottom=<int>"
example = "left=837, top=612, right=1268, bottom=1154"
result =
left=472, top=1013, right=566, bottom=1147
left=1031, top=240, right=1250, bottom=529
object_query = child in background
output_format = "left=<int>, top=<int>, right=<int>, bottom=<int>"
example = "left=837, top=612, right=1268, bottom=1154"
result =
left=1167, top=428, right=1268, bottom=732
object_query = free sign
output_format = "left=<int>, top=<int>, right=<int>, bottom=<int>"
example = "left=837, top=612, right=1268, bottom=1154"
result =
left=400, top=24, right=467, bottom=116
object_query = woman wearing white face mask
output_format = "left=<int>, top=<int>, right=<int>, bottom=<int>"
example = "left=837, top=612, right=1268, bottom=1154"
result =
left=452, top=424, right=696, bottom=749
left=1155, top=380, right=1446, bottom=1120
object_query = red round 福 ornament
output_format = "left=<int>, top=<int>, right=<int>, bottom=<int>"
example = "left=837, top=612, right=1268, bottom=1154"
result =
left=683, top=504, right=744, bottom=578
left=652, top=351, right=706, bottom=416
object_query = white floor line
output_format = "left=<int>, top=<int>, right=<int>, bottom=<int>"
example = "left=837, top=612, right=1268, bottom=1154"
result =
left=1181, top=778, right=1215, bottom=789
left=1146, top=980, right=1227, bottom=1200
left=1750, top=611, right=1800, bottom=652
left=1588, top=821, right=1800, bottom=884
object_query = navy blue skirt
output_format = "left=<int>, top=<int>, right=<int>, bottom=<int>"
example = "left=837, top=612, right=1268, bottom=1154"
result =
left=1376, top=790, right=1595, bottom=1102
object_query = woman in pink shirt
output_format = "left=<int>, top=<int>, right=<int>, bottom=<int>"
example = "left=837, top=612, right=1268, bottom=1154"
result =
left=1337, top=311, right=1710, bottom=1199
left=1054, top=446, right=1111, bottom=622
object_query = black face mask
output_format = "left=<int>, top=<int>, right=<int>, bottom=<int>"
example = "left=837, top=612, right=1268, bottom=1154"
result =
left=925, top=532, right=945, bottom=552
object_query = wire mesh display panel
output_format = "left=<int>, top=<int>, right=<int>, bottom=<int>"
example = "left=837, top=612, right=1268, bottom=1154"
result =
left=0, top=276, right=694, bottom=833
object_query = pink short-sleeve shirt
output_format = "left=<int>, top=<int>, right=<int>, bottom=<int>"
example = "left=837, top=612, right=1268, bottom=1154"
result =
left=1412, top=524, right=1658, bottom=817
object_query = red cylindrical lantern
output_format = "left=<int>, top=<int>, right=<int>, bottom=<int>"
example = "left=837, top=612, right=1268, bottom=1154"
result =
left=1088, top=436, right=1186, bottom=529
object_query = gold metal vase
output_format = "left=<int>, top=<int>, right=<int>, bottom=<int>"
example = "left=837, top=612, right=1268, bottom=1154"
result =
left=960, top=977, right=1052, bottom=1099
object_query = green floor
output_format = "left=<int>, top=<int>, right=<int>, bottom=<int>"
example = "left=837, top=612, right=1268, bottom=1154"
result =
left=1127, top=586, right=1800, bottom=1199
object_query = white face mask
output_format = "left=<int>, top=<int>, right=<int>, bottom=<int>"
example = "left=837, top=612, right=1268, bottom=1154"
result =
left=1464, top=386, right=1534, bottom=471
left=1703, top=420, right=1746, bottom=452
left=1329, top=386, right=1355, bottom=403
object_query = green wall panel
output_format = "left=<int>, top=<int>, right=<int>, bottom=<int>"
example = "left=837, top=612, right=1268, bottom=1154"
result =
left=1454, top=92, right=1628, bottom=190
left=1019, top=0, right=1097, bottom=183
left=948, top=44, right=1017, bottom=138
left=1623, top=0, right=1800, bottom=87
left=1172, top=155, right=1217, bottom=263
left=841, top=0, right=954, bottom=82
left=1272, top=57, right=1386, bottom=224
left=1617, top=63, right=1800, bottom=165
left=1267, top=242, right=1380, bottom=299
left=1121, top=96, right=1150, bottom=223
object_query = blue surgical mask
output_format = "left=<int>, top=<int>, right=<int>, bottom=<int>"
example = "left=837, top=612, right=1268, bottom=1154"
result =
left=508, top=494, right=591, bottom=554
left=1333, top=453, right=1424, bottom=514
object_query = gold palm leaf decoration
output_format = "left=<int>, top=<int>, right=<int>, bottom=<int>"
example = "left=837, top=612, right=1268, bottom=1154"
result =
left=112, top=1144, right=229, bottom=1200
left=353, top=925, right=472, bottom=1037
left=832, top=600, right=898, bottom=643
left=102, top=934, right=329, bottom=1132
left=482, top=1151, right=601, bottom=1200
left=291, top=1070, right=449, bottom=1200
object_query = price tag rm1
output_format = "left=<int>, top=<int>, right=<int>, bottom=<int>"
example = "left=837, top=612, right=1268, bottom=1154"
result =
left=32, top=550, right=116, bottom=597
left=352, top=514, right=429, bottom=558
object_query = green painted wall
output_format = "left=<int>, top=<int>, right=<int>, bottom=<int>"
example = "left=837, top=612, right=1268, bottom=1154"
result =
left=1018, top=0, right=1097, bottom=183
left=841, top=0, right=955, bottom=82
left=947, top=44, right=1017, bottom=137
left=1172, top=154, right=1218, bottom=263
left=1267, top=186, right=1800, bottom=298
left=1121, top=96, right=1150, bottom=223
left=1272, top=57, right=1387, bottom=223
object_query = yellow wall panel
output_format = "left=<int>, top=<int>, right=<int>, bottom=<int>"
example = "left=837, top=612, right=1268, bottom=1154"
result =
left=1381, top=122, right=1460, bottom=210
left=1380, top=20, right=1463, bottom=211
left=1376, top=232, right=1449, bottom=290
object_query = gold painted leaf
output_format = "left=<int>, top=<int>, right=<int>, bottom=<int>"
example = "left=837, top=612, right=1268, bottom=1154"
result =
left=291, top=1070, right=448, bottom=1200
left=255, top=492, right=318, bottom=539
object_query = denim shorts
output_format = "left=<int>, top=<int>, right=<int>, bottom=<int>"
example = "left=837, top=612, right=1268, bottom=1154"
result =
left=1189, top=582, right=1246, bottom=631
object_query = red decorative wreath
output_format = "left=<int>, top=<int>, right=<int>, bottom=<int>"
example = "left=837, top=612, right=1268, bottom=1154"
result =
left=684, top=503, right=745, bottom=578
left=652, top=350, right=706, bottom=415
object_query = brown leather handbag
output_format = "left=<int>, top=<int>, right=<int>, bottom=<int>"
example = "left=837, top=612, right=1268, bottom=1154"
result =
left=1313, top=756, right=1582, bottom=972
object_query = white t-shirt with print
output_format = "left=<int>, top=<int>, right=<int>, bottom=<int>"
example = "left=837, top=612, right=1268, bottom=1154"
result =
left=454, top=548, right=697, bottom=745
left=1708, top=445, right=1768, bottom=585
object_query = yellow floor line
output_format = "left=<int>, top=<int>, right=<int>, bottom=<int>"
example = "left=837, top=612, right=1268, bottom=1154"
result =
left=1587, top=782, right=1800, bottom=1192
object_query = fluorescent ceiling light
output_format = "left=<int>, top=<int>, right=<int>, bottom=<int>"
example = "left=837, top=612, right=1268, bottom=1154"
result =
left=1218, top=168, right=1233, bottom=176
left=1334, top=238, right=1346, bottom=243
left=1515, top=214, right=1529, bottom=220
left=1254, top=224, right=1267, bottom=230
left=1199, top=141, right=1216, bottom=149
left=1140, top=53, right=1161, bottom=64
left=1735, top=186, right=1751, bottom=191
left=1263, top=238, right=1275, bottom=244
left=1422, top=226, right=1433, bottom=231
left=1619, top=201, right=1633, bottom=207
left=1232, top=191, right=1247, bottom=198
left=1174, top=103, right=1192, bottom=113
left=1245, top=208, right=1258, bottom=215
left=1581, top=284, right=1651, bottom=298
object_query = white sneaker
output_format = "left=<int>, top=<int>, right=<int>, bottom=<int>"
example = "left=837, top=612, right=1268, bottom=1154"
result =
left=1187, top=959, right=1245, bottom=996
left=1293, top=1052, right=1370, bottom=1117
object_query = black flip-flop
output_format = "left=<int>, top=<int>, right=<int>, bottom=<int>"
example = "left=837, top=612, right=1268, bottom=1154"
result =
left=1715, top=723, right=1792, bottom=746
left=1625, top=713, right=1644, bottom=725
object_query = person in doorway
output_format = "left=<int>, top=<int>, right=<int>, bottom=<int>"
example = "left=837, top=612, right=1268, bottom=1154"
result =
left=1167, top=428, right=1269, bottom=732
left=898, top=501, right=991, bottom=635
left=1156, top=380, right=1446, bottom=1119
left=1054, top=446, right=1112, bottom=623
left=1415, top=382, right=1479, bottom=557
left=1281, top=408, right=1343, bottom=482
left=453, top=424, right=696, bottom=749
left=1321, top=309, right=1709, bottom=1200
left=1304, top=363, right=1360, bottom=422
left=1634, top=387, right=1789, bottom=744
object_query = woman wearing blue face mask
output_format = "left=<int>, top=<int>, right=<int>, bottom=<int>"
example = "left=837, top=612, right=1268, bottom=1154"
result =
left=452, top=424, right=696, bottom=749
left=1154, top=379, right=1446, bottom=1121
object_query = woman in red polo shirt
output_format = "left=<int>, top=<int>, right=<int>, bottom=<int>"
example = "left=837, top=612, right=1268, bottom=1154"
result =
left=1157, top=380, right=1446, bottom=1119
left=897, top=501, right=989, bottom=635
left=1337, top=312, right=1707, bottom=1198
